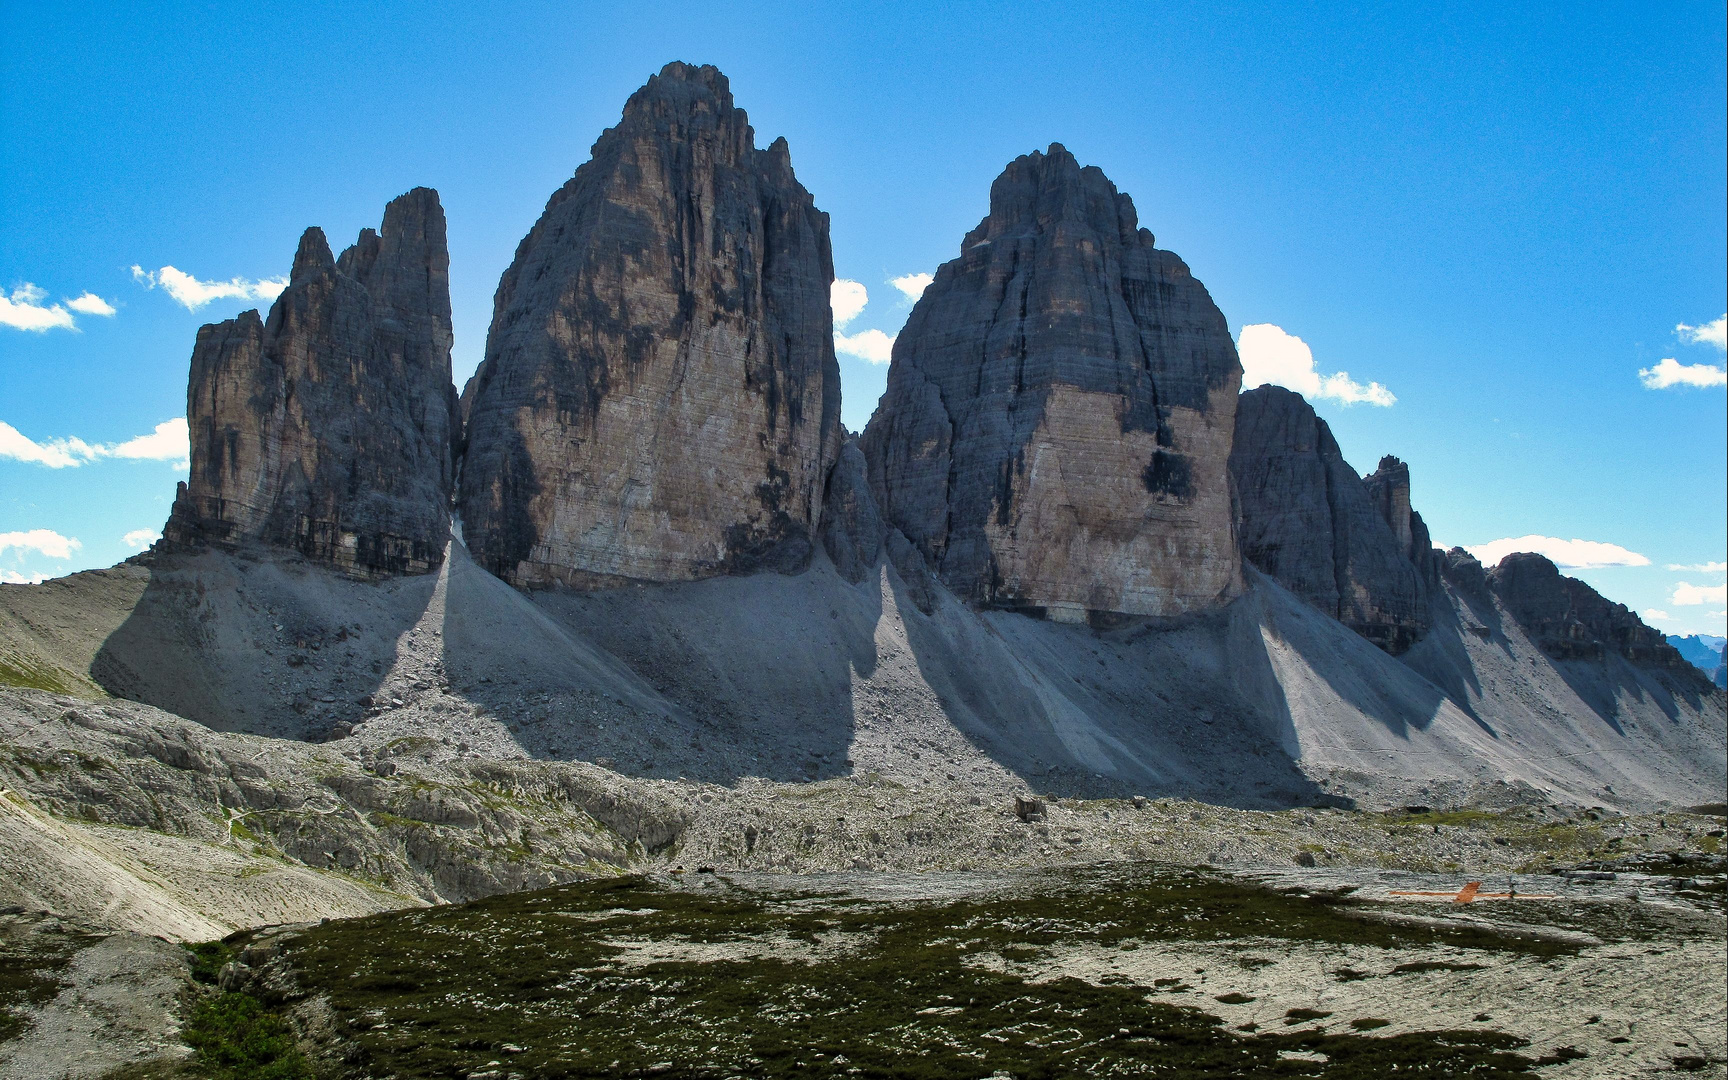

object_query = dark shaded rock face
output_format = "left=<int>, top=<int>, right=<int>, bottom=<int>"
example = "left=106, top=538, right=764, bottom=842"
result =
left=458, top=62, right=842, bottom=589
left=820, top=437, right=884, bottom=586
left=1490, top=552, right=1686, bottom=666
left=165, top=189, right=457, bottom=575
left=1230, top=386, right=1429, bottom=653
left=860, top=145, right=1242, bottom=623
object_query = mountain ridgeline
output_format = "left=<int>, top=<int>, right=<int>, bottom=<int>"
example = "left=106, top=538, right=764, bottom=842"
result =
left=158, top=62, right=1709, bottom=715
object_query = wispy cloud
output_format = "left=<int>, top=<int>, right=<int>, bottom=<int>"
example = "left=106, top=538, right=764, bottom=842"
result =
left=1667, top=561, right=1727, bottom=574
left=122, top=528, right=162, bottom=549
left=0, top=529, right=81, bottom=560
left=1237, top=323, right=1395, bottom=406
left=1465, top=535, right=1649, bottom=569
left=1, top=284, right=119, bottom=331
left=1676, top=314, right=1727, bottom=351
left=1672, top=582, right=1728, bottom=607
left=132, top=264, right=287, bottom=310
left=65, top=292, right=117, bottom=316
left=890, top=272, right=934, bottom=302
left=1643, top=609, right=1672, bottom=623
left=830, top=278, right=897, bottom=365
left=0, top=284, right=76, bottom=332
left=0, top=417, right=189, bottom=470
left=1638, top=357, right=1726, bottom=389
left=0, top=569, right=56, bottom=585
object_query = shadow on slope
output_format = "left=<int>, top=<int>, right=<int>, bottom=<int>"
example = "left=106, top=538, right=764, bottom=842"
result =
left=88, top=546, right=432, bottom=738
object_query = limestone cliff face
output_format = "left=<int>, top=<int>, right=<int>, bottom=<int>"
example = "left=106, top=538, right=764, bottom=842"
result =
left=458, top=62, right=843, bottom=589
left=860, top=145, right=1242, bottom=623
left=165, top=189, right=457, bottom=575
left=1230, top=386, right=1429, bottom=653
left=1489, top=552, right=1686, bottom=666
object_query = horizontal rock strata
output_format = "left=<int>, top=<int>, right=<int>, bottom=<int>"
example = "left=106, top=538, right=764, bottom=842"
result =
left=458, top=62, right=842, bottom=588
left=861, top=144, right=1242, bottom=623
left=165, top=188, right=457, bottom=575
left=1230, top=385, right=1430, bottom=653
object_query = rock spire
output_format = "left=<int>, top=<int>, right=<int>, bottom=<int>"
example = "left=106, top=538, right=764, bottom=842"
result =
left=165, top=188, right=457, bottom=575
left=860, top=145, right=1243, bottom=622
left=458, top=62, right=843, bottom=588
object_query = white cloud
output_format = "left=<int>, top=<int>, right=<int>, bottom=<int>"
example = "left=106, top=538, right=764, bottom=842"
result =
left=1676, top=314, right=1727, bottom=351
left=830, top=278, right=898, bottom=363
left=106, top=418, right=190, bottom=465
left=1237, top=323, right=1395, bottom=407
left=122, top=529, right=162, bottom=550
left=0, top=417, right=189, bottom=469
left=0, top=284, right=77, bottom=332
left=1465, top=535, right=1650, bottom=569
left=132, top=265, right=287, bottom=310
left=1672, top=582, right=1728, bottom=607
left=835, top=328, right=896, bottom=365
left=1643, top=609, right=1672, bottom=623
left=0, top=529, right=81, bottom=560
left=1638, top=357, right=1726, bottom=389
left=1667, top=561, right=1727, bottom=574
left=831, top=279, right=869, bottom=327
left=0, top=569, right=55, bottom=585
left=65, top=292, right=116, bottom=316
left=890, top=272, right=934, bottom=302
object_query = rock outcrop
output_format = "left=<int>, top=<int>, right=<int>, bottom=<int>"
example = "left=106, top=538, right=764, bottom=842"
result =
left=165, top=189, right=457, bottom=575
left=820, top=437, right=884, bottom=585
left=1230, top=385, right=1430, bottom=653
left=861, top=145, right=1242, bottom=623
left=458, top=62, right=842, bottom=589
left=1489, top=552, right=1687, bottom=666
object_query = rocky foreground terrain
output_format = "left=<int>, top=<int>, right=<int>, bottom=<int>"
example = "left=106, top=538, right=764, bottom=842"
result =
left=0, top=59, right=1724, bottom=1078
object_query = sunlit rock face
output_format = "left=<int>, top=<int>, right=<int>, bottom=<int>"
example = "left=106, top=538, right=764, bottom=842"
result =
left=861, top=145, right=1243, bottom=623
left=458, top=62, right=842, bottom=589
left=1229, top=385, right=1430, bottom=654
left=165, top=188, right=457, bottom=575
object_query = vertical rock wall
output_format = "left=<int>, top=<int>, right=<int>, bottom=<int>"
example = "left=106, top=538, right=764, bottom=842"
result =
left=457, top=62, right=843, bottom=589
left=860, top=145, right=1242, bottom=623
left=1230, top=385, right=1430, bottom=653
left=165, top=189, right=457, bottom=575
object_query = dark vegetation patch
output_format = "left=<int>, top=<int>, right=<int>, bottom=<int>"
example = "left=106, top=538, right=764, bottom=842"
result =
left=1390, top=960, right=1487, bottom=975
left=182, top=992, right=313, bottom=1080
left=272, top=867, right=1555, bottom=1078
left=1350, top=1018, right=1392, bottom=1031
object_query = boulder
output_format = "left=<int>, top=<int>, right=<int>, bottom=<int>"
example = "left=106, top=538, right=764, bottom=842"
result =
left=165, top=189, right=457, bottom=575
left=1230, top=385, right=1429, bottom=653
left=861, top=144, right=1242, bottom=623
left=458, top=62, right=842, bottom=589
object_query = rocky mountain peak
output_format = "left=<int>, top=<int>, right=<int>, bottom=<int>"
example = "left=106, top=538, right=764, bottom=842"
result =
left=1489, top=552, right=1686, bottom=667
left=165, top=189, right=457, bottom=576
left=861, top=147, right=1242, bottom=622
left=964, top=144, right=1147, bottom=250
left=457, top=66, right=841, bottom=589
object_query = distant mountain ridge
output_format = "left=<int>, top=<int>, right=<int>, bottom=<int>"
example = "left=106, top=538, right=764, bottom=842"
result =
left=1669, top=634, right=1727, bottom=688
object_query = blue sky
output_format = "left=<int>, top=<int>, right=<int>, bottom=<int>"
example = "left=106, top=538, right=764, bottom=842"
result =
left=3, top=1, right=1724, bottom=634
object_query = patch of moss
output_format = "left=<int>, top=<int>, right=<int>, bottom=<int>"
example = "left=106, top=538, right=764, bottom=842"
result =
left=0, top=653, right=81, bottom=694
left=1351, top=1018, right=1392, bottom=1031
left=275, top=868, right=1553, bottom=1078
